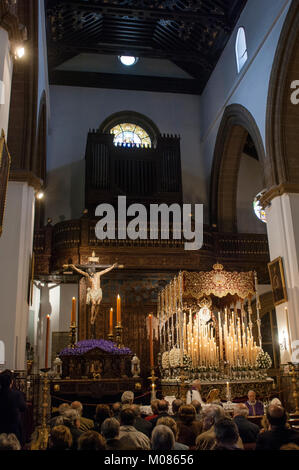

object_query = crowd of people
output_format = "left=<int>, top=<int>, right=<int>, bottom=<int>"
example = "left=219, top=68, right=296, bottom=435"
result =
left=1, top=369, right=299, bottom=451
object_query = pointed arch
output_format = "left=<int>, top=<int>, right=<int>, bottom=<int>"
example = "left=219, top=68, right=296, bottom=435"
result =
left=210, top=104, right=266, bottom=232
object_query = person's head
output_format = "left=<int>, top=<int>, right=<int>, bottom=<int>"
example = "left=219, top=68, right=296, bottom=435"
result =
left=191, top=400, right=202, bottom=415
left=95, top=404, right=111, bottom=425
left=111, top=402, right=121, bottom=416
left=214, top=418, right=239, bottom=447
left=270, top=398, right=282, bottom=406
left=121, top=391, right=134, bottom=405
left=58, top=403, right=71, bottom=416
left=266, top=405, right=287, bottom=428
left=280, top=443, right=299, bottom=450
left=247, top=390, right=256, bottom=402
left=0, top=370, right=13, bottom=388
left=50, top=425, right=73, bottom=450
left=0, top=433, right=21, bottom=450
left=158, top=399, right=169, bottom=414
left=206, top=389, right=220, bottom=403
left=78, top=431, right=106, bottom=450
left=150, top=399, right=159, bottom=415
left=120, top=407, right=136, bottom=426
left=192, top=379, right=201, bottom=392
left=233, top=403, right=249, bottom=419
left=172, top=399, right=183, bottom=415
left=63, top=409, right=80, bottom=429
left=201, top=405, right=225, bottom=432
left=101, top=418, right=120, bottom=440
left=131, top=404, right=141, bottom=417
left=71, top=401, right=83, bottom=417
left=151, top=425, right=175, bottom=451
left=178, top=405, right=196, bottom=425
left=157, top=417, right=178, bottom=440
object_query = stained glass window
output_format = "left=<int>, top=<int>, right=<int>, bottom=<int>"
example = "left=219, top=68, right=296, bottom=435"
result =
left=110, top=123, right=152, bottom=148
left=253, top=191, right=267, bottom=223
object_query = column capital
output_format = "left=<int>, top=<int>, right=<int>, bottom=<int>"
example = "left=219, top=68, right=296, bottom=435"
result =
left=0, top=1, right=23, bottom=43
left=9, top=169, right=43, bottom=191
left=260, top=183, right=299, bottom=208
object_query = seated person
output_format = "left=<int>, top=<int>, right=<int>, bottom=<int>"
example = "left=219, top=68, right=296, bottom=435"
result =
left=213, top=418, right=241, bottom=451
left=256, top=405, right=299, bottom=450
left=206, top=389, right=221, bottom=404
left=233, top=403, right=260, bottom=445
left=186, top=380, right=204, bottom=405
left=245, top=390, right=264, bottom=416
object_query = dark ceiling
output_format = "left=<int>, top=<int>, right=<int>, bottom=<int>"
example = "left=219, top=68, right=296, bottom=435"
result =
left=46, top=0, right=248, bottom=94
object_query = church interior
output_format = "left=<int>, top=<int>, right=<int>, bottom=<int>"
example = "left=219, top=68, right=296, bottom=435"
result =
left=0, top=0, right=299, bottom=452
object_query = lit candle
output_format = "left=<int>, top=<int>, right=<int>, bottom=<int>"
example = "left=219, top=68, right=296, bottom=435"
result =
left=109, top=308, right=113, bottom=335
left=45, top=315, right=50, bottom=369
left=226, top=381, right=230, bottom=399
left=149, top=314, right=154, bottom=369
left=117, top=294, right=121, bottom=325
left=71, top=297, right=76, bottom=324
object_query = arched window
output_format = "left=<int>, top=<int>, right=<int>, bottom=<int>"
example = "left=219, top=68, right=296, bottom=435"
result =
left=99, top=111, right=160, bottom=148
left=110, top=123, right=152, bottom=148
left=235, top=27, right=248, bottom=73
left=253, top=190, right=267, bottom=223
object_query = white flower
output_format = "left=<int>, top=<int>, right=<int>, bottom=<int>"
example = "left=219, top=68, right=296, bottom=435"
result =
left=162, top=351, right=170, bottom=369
left=256, top=350, right=272, bottom=369
left=169, top=348, right=181, bottom=368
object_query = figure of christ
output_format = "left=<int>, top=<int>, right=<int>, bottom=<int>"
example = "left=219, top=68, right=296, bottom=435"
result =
left=63, top=262, right=118, bottom=330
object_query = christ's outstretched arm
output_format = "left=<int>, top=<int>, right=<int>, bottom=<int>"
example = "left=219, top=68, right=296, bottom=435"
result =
left=63, top=264, right=90, bottom=278
left=97, top=263, right=118, bottom=277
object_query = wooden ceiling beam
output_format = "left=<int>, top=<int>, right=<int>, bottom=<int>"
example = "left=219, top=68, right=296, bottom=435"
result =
left=49, top=69, right=203, bottom=95
left=47, top=0, right=227, bottom=24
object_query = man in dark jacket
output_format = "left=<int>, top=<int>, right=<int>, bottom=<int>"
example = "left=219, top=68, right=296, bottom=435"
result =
left=233, top=403, right=260, bottom=444
left=256, top=405, right=299, bottom=450
left=131, top=404, right=153, bottom=437
left=0, top=371, right=26, bottom=445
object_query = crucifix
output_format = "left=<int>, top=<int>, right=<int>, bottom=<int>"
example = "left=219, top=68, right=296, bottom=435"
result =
left=63, top=252, right=124, bottom=338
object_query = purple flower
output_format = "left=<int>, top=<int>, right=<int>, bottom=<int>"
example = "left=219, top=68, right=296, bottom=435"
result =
left=59, top=339, right=132, bottom=356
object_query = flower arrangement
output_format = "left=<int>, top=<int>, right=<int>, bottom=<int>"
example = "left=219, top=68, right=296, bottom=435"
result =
left=182, top=353, right=192, bottom=371
left=169, top=348, right=181, bottom=368
left=162, top=351, right=170, bottom=369
left=255, top=350, right=272, bottom=369
left=60, top=339, right=131, bottom=356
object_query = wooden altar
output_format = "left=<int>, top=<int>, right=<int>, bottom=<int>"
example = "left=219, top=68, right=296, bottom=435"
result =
left=161, top=377, right=274, bottom=401
left=53, top=339, right=144, bottom=402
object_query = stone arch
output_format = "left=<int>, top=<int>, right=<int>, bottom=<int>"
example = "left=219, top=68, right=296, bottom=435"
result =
left=210, top=104, right=266, bottom=232
left=34, top=91, right=47, bottom=182
left=99, top=110, right=161, bottom=147
left=266, top=0, right=299, bottom=188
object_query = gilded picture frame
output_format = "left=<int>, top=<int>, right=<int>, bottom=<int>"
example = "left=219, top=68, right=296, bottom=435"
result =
left=268, top=256, right=288, bottom=306
left=0, top=129, right=11, bottom=237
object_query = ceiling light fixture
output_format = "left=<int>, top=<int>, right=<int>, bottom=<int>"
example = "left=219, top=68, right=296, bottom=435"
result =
left=15, top=46, right=25, bottom=59
left=119, top=56, right=138, bottom=66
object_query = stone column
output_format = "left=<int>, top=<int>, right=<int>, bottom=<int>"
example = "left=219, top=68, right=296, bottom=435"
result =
left=265, top=190, right=299, bottom=364
left=0, top=181, right=35, bottom=369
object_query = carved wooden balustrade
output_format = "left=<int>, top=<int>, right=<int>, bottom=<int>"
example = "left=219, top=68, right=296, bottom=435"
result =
left=33, top=218, right=270, bottom=283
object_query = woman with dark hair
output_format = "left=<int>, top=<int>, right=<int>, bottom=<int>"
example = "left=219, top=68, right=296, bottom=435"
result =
left=0, top=371, right=26, bottom=445
left=94, top=404, right=111, bottom=433
left=177, top=405, right=203, bottom=450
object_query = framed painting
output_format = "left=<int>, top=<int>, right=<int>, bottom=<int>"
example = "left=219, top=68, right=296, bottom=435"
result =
left=268, top=256, right=288, bottom=306
left=0, top=130, right=11, bottom=237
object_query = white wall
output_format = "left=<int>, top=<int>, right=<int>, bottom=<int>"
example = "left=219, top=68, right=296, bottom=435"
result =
left=0, top=28, right=13, bottom=135
left=45, top=86, right=203, bottom=223
left=236, top=153, right=267, bottom=234
left=0, top=182, right=35, bottom=369
left=200, top=0, right=291, bottom=207
left=32, top=282, right=78, bottom=369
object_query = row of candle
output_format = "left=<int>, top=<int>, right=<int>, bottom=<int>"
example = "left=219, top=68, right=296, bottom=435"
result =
left=159, top=306, right=261, bottom=368
left=44, top=294, right=122, bottom=368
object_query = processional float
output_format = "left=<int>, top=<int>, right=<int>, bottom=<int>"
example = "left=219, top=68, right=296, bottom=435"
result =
left=157, top=263, right=268, bottom=383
